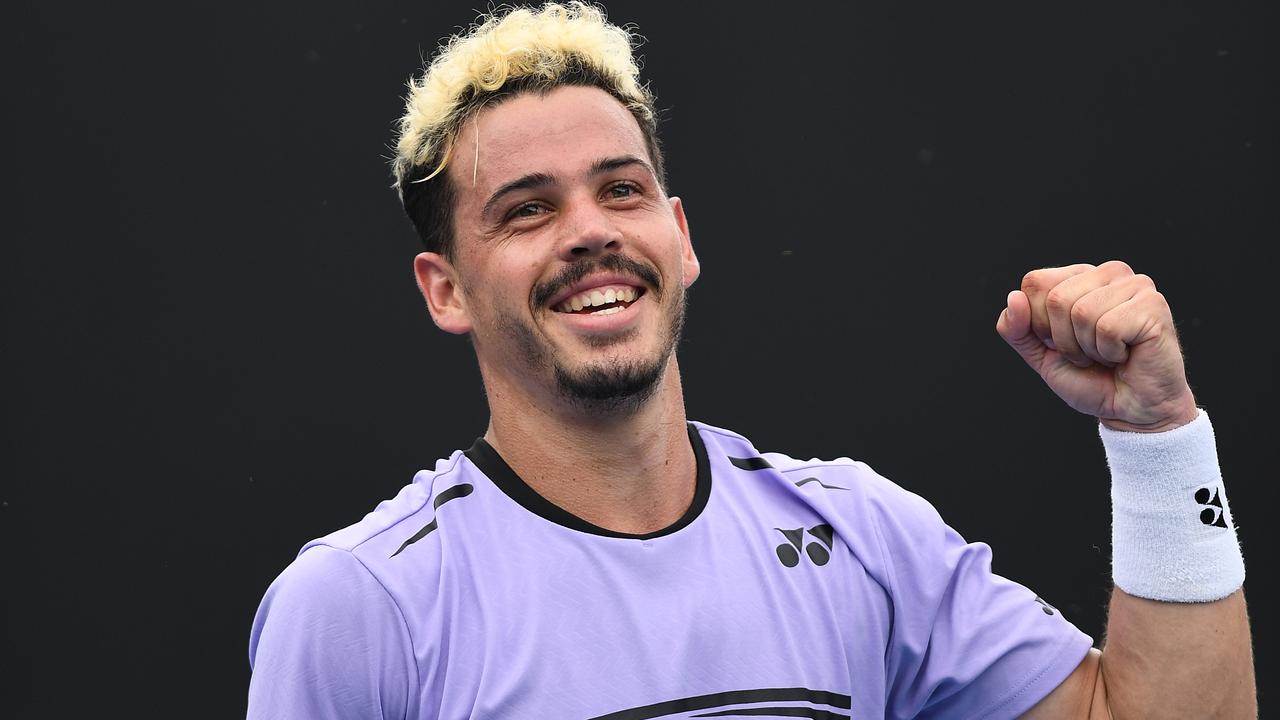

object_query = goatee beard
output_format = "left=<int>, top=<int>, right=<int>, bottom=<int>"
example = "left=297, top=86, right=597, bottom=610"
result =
left=554, top=356, right=666, bottom=415
left=554, top=284, right=686, bottom=415
left=494, top=256, right=688, bottom=416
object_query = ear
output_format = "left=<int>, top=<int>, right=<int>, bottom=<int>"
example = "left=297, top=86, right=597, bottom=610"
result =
left=413, top=252, right=473, bottom=335
left=669, top=196, right=700, bottom=288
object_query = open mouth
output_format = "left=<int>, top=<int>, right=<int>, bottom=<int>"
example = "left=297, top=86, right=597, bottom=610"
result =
left=552, top=285, right=645, bottom=316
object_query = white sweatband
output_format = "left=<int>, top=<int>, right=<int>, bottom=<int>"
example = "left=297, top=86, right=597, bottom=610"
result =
left=1101, top=410, right=1245, bottom=602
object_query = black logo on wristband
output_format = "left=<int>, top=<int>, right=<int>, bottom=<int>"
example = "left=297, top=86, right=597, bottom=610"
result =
left=1195, top=486, right=1228, bottom=528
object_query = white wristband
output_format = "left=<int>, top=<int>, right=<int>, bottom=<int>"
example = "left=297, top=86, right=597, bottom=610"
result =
left=1100, top=410, right=1245, bottom=602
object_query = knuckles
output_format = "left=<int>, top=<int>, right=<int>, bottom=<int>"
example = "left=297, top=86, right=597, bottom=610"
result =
left=1045, top=288, right=1073, bottom=314
left=1016, top=262, right=1173, bottom=330
left=1146, top=289, right=1171, bottom=316
left=1008, top=260, right=1184, bottom=372
left=1099, top=259, right=1134, bottom=276
left=1095, top=314, right=1122, bottom=341
left=1133, top=285, right=1166, bottom=307
left=1069, top=300, right=1095, bottom=326
left=1020, top=268, right=1055, bottom=294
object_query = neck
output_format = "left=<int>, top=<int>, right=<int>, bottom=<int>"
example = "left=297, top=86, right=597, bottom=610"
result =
left=479, top=357, right=697, bottom=535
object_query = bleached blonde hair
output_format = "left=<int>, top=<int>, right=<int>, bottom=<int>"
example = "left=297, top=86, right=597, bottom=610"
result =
left=392, top=2, right=665, bottom=256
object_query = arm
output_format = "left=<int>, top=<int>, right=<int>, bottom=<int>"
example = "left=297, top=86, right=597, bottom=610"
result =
left=1023, top=590, right=1254, bottom=719
left=247, top=545, right=415, bottom=720
left=994, top=261, right=1255, bottom=719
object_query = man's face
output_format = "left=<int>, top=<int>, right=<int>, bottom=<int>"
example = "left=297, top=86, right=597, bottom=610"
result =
left=416, top=85, right=700, bottom=414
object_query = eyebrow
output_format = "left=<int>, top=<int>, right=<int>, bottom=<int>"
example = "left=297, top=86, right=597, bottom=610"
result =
left=482, top=171, right=556, bottom=219
left=589, top=154, right=653, bottom=178
left=481, top=155, right=655, bottom=219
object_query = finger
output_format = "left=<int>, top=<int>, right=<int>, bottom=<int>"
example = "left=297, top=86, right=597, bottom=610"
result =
left=1070, top=272, right=1155, bottom=364
left=1042, top=260, right=1136, bottom=367
left=1093, top=287, right=1173, bottom=364
left=1021, top=264, right=1095, bottom=351
left=996, top=289, right=1048, bottom=371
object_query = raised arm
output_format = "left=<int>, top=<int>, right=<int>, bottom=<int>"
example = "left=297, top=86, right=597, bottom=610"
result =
left=994, top=261, right=1255, bottom=719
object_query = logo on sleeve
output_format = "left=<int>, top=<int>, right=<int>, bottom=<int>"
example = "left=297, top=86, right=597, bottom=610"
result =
left=1195, top=486, right=1228, bottom=528
left=774, top=524, right=836, bottom=567
left=1033, top=595, right=1057, bottom=616
left=390, top=483, right=475, bottom=558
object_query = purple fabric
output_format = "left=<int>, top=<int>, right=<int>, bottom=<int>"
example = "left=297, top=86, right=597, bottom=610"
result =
left=248, top=421, right=1092, bottom=719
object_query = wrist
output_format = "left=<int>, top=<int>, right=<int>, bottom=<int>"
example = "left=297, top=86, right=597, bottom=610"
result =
left=1100, top=392, right=1199, bottom=433
left=1101, top=410, right=1245, bottom=602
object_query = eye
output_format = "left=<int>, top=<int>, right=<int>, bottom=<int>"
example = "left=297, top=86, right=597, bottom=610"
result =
left=604, top=181, right=641, bottom=200
left=507, top=201, right=548, bottom=221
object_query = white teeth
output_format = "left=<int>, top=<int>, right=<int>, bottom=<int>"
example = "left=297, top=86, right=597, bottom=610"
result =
left=555, top=285, right=642, bottom=312
left=593, top=306, right=623, bottom=316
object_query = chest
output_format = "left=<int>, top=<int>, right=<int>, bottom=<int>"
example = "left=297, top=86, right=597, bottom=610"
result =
left=411, top=508, right=892, bottom=719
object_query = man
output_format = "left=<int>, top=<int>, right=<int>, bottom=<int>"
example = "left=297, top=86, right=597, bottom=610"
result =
left=247, top=3, right=1254, bottom=718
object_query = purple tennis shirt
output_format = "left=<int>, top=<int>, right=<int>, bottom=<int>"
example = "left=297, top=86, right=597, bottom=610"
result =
left=248, top=421, right=1092, bottom=719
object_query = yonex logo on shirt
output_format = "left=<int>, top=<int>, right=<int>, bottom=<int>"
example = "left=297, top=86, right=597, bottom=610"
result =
left=774, top=524, right=836, bottom=567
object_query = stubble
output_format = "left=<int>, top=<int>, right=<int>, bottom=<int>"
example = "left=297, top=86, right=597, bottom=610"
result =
left=493, top=254, right=687, bottom=415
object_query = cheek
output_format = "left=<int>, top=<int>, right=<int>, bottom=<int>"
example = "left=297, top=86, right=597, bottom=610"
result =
left=460, top=255, right=536, bottom=310
left=480, top=277, right=540, bottom=325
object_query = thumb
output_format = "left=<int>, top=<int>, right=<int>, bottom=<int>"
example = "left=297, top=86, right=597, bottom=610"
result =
left=996, top=290, right=1048, bottom=371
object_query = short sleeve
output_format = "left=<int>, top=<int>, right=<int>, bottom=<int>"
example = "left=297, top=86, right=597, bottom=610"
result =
left=867, top=476, right=1093, bottom=720
left=247, top=545, right=416, bottom=720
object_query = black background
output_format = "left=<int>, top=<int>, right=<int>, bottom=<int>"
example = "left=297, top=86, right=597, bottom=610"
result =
left=7, top=1, right=1276, bottom=715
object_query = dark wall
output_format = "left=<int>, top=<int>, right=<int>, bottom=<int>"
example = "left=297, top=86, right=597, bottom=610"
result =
left=7, top=1, right=1275, bottom=714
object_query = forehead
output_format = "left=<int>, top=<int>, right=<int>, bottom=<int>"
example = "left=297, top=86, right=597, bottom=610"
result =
left=448, top=85, right=651, bottom=195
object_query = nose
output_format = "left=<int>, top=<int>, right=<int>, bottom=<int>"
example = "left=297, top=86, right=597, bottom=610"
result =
left=557, top=196, right=623, bottom=260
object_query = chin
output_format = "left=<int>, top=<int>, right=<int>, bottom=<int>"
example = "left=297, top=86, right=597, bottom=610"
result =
left=552, top=352, right=669, bottom=415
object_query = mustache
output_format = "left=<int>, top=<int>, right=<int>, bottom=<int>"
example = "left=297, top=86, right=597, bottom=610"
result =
left=532, top=253, right=662, bottom=308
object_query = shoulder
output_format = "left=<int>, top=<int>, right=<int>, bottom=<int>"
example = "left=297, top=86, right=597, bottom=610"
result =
left=250, top=448, right=476, bottom=642
left=691, top=420, right=955, bottom=580
left=305, top=449, right=478, bottom=565
left=250, top=545, right=398, bottom=643
left=247, top=547, right=419, bottom=719
left=254, top=448, right=484, bottom=631
left=246, top=451, right=484, bottom=715
left=691, top=420, right=939, bottom=519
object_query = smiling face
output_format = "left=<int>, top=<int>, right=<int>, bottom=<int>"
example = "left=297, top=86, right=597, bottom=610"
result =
left=414, top=85, right=700, bottom=416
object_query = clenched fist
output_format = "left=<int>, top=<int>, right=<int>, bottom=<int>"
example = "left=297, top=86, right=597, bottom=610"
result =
left=995, top=260, right=1199, bottom=433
